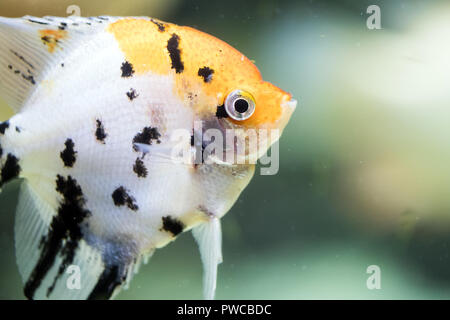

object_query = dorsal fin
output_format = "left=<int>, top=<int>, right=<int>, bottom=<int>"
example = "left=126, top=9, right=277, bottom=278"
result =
left=0, top=16, right=119, bottom=112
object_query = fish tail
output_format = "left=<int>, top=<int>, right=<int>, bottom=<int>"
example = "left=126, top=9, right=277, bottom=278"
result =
left=0, top=15, right=152, bottom=300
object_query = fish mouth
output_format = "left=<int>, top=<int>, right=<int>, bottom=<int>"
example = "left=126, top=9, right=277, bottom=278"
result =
left=278, top=98, right=297, bottom=130
left=286, top=98, right=298, bottom=111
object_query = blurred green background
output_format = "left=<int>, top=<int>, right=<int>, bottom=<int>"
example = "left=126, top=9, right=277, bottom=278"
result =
left=2, top=0, right=450, bottom=299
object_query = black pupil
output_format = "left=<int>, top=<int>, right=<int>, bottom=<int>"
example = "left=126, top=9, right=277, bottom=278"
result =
left=234, top=99, right=249, bottom=113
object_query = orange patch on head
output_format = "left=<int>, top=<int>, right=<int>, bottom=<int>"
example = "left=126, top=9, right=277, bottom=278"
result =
left=108, top=18, right=291, bottom=127
left=39, top=29, right=67, bottom=53
left=107, top=18, right=174, bottom=75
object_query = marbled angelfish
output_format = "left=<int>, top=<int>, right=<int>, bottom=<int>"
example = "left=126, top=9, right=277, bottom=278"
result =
left=0, top=15, right=296, bottom=299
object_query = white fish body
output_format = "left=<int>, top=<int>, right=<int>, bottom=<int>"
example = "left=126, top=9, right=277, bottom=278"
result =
left=0, top=15, right=296, bottom=299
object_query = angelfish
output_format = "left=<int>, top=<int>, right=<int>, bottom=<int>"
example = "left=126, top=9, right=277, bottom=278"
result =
left=0, top=15, right=296, bottom=300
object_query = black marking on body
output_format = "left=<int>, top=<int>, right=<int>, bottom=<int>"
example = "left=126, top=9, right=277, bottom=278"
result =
left=11, top=50, right=35, bottom=69
left=167, top=34, right=184, bottom=73
left=60, top=139, right=77, bottom=167
left=198, top=66, right=214, bottom=83
left=95, top=120, right=107, bottom=143
left=126, top=88, right=139, bottom=101
left=0, top=153, right=21, bottom=187
left=87, top=17, right=102, bottom=23
left=112, top=186, right=139, bottom=211
left=0, top=143, right=2, bottom=159
left=0, top=121, right=9, bottom=134
left=27, top=18, right=49, bottom=25
left=40, top=36, right=54, bottom=45
left=15, top=126, right=21, bottom=133
left=161, top=216, right=184, bottom=236
left=151, top=19, right=166, bottom=32
left=132, top=127, right=161, bottom=151
left=88, top=265, right=123, bottom=300
left=24, top=175, right=91, bottom=299
left=21, top=73, right=36, bottom=85
left=216, top=105, right=228, bottom=118
left=61, top=63, right=65, bottom=67
left=8, top=60, right=36, bottom=85
left=121, top=61, right=134, bottom=78
left=133, top=158, right=148, bottom=178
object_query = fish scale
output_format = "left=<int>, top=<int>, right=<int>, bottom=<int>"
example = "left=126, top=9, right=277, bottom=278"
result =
left=0, top=15, right=296, bottom=300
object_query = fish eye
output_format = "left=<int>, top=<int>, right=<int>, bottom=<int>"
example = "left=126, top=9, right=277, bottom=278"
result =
left=224, top=90, right=256, bottom=121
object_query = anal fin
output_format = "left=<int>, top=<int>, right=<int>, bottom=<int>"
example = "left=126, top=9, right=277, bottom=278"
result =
left=192, top=217, right=223, bottom=300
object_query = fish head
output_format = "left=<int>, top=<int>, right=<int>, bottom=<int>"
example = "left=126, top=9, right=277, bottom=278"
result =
left=108, top=18, right=296, bottom=164
left=174, top=26, right=297, bottom=164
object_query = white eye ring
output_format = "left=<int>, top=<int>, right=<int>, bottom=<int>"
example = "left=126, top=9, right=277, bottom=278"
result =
left=224, top=90, right=256, bottom=121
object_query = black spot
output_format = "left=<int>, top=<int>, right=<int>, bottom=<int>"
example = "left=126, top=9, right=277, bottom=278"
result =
left=7, top=57, right=36, bottom=85
left=151, top=19, right=166, bottom=32
left=88, top=265, right=123, bottom=300
left=60, top=139, right=77, bottom=167
left=0, top=153, right=20, bottom=187
left=25, top=175, right=91, bottom=299
left=95, top=120, right=107, bottom=143
left=132, top=127, right=161, bottom=151
left=15, top=126, right=20, bottom=133
left=112, top=186, right=139, bottom=211
left=190, top=134, right=195, bottom=146
left=41, top=36, right=51, bottom=44
left=21, top=73, right=36, bottom=85
left=133, top=158, right=147, bottom=178
left=59, top=21, right=70, bottom=29
left=61, top=63, right=65, bottom=68
left=216, top=105, right=228, bottom=118
left=126, top=88, right=139, bottom=101
left=0, top=121, right=9, bottom=134
left=167, top=34, right=184, bottom=73
left=121, top=61, right=134, bottom=78
left=198, top=66, right=214, bottom=83
left=161, top=216, right=184, bottom=236
left=27, top=18, right=48, bottom=25
left=11, top=50, right=34, bottom=69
